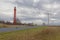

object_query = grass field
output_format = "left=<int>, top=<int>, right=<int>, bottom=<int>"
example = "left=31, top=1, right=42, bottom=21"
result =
left=0, top=26, right=60, bottom=40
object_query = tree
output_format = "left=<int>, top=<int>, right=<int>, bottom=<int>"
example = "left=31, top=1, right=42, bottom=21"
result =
left=0, top=20, right=5, bottom=24
left=16, top=18, right=21, bottom=24
left=43, top=22, right=46, bottom=26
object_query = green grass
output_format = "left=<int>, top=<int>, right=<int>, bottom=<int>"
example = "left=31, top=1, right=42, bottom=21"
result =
left=0, top=26, right=60, bottom=40
left=0, top=26, right=46, bottom=40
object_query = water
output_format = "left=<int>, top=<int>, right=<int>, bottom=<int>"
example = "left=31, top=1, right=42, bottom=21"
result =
left=0, top=26, right=38, bottom=32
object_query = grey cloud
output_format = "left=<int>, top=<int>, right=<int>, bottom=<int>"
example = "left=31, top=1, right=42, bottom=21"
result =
left=1, top=0, right=60, bottom=25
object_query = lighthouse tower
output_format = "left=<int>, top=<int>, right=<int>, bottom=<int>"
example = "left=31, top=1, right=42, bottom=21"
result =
left=13, top=7, right=16, bottom=24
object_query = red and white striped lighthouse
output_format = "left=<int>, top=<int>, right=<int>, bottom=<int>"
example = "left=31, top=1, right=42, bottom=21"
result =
left=13, top=7, right=16, bottom=24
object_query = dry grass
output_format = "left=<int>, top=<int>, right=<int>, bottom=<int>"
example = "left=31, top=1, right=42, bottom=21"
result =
left=0, top=24, right=8, bottom=28
left=34, top=27, right=59, bottom=40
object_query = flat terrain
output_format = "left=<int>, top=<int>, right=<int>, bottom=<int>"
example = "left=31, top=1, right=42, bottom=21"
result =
left=0, top=24, right=38, bottom=28
left=0, top=26, right=60, bottom=40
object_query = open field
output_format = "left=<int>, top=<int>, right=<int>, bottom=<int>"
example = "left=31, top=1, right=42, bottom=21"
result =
left=0, top=23, right=38, bottom=28
left=0, top=24, right=28, bottom=28
left=0, top=26, right=60, bottom=40
left=0, top=24, right=8, bottom=28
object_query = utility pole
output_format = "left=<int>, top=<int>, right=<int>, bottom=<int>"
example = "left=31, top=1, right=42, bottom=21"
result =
left=48, top=13, right=49, bottom=26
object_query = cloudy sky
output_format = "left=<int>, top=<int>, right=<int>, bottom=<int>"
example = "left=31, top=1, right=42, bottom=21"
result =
left=0, top=0, right=60, bottom=25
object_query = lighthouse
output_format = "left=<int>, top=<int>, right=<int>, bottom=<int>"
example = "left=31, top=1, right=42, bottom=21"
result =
left=13, top=7, right=16, bottom=24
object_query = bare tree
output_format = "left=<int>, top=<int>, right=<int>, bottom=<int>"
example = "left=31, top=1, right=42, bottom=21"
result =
left=16, top=18, right=21, bottom=24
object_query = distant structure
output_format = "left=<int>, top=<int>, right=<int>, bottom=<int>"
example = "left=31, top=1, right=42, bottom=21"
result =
left=48, top=13, right=49, bottom=26
left=48, top=13, right=50, bottom=26
left=13, top=7, right=16, bottom=24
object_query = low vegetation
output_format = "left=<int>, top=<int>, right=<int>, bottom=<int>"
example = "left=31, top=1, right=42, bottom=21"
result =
left=0, top=26, right=60, bottom=40
left=0, top=24, right=8, bottom=28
